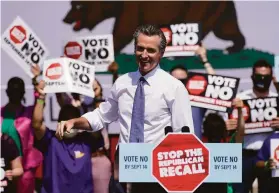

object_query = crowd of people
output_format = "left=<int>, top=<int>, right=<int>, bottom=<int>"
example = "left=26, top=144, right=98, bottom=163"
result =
left=1, top=24, right=279, bottom=193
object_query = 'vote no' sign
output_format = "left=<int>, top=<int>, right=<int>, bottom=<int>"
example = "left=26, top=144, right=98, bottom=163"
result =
left=152, top=133, right=209, bottom=192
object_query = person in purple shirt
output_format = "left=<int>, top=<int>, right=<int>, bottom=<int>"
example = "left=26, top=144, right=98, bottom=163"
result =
left=32, top=81, right=94, bottom=193
left=255, top=129, right=279, bottom=193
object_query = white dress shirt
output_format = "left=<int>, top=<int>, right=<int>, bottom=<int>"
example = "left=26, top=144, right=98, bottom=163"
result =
left=82, top=65, right=194, bottom=144
left=237, top=89, right=278, bottom=150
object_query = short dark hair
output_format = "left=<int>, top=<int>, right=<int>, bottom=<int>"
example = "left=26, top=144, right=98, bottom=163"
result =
left=7, top=77, right=25, bottom=92
left=58, top=104, right=81, bottom=122
left=252, top=59, right=273, bottom=75
left=169, top=65, right=188, bottom=75
left=133, top=24, right=167, bottom=54
left=203, top=113, right=226, bottom=142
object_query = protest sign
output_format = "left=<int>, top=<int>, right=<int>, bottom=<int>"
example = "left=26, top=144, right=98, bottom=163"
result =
left=63, top=35, right=114, bottom=72
left=161, top=23, right=201, bottom=57
left=119, top=135, right=242, bottom=192
left=152, top=133, right=209, bottom=192
left=229, top=97, right=279, bottom=134
left=43, top=57, right=95, bottom=97
left=1, top=16, right=49, bottom=78
left=185, top=72, right=240, bottom=112
left=270, top=139, right=279, bottom=177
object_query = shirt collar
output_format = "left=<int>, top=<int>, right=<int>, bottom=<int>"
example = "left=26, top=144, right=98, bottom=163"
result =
left=134, top=64, right=161, bottom=86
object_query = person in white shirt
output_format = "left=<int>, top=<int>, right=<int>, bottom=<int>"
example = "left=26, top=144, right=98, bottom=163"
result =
left=56, top=24, right=194, bottom=193
left=227, top=60, right=278, bottom=193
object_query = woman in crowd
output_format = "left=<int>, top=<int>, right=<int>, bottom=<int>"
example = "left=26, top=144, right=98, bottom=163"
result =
left=1, top=64, right=43, bottom=193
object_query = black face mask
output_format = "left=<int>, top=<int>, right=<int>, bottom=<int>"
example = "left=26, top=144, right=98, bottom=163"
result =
left=252, top=74, right=272, bottom=92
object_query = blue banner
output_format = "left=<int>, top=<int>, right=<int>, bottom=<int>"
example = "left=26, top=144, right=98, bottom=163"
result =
left=119, top=143, right=242, bottom=183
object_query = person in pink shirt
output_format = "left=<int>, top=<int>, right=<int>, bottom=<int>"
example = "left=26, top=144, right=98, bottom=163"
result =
left=1, top=64, right=43, bottom=193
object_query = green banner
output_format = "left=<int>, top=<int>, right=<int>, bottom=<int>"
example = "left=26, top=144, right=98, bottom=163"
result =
left=97, top=48, right=274, bottom=75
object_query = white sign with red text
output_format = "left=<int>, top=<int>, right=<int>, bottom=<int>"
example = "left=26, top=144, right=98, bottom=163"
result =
left=229, top=97, right=279, bottom=134
left=63, top=35, right=114, bottom=72
left=1, top=16, right=49, bottom=78
left=161, top=23, right=201, bottom=57
left=43, top=58, right=95, bottom=97
left=185, top=72, right=240, bottom=112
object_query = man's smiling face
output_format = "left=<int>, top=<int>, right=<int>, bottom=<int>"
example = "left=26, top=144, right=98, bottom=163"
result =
left=135, top=33, right=162, bottom=76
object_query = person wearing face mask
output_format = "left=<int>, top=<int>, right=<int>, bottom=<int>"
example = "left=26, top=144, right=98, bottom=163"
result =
left=229, top=60, right=278, bottom=193
left=0, top=65, right=43, bottom=193
left=194, top=98, right=245, bottom=193
left=170, top=45, right=216, bottom=139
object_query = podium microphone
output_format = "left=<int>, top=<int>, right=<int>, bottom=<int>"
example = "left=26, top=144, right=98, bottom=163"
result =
left=181, top=126, right=190, bottom=133
left=165, top=126, right=173, bottom=135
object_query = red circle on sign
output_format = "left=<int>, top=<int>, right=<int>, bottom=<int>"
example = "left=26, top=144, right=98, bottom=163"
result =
left=45, top=63, right=63, bottom=80
left=9, top=26, right=26, bottom=44
left=274, top=145, right=279, bottom=162
left=186, top=75, right=207, bottom=95
left=161, top=28, right=172, bottom=45
left=64, top=41, right=82, bottom=59
left=152, top=133, right=209, bottom=192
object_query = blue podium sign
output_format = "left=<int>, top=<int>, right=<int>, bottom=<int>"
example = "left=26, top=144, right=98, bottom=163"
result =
left=119, top=143, right=242, bottom=183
